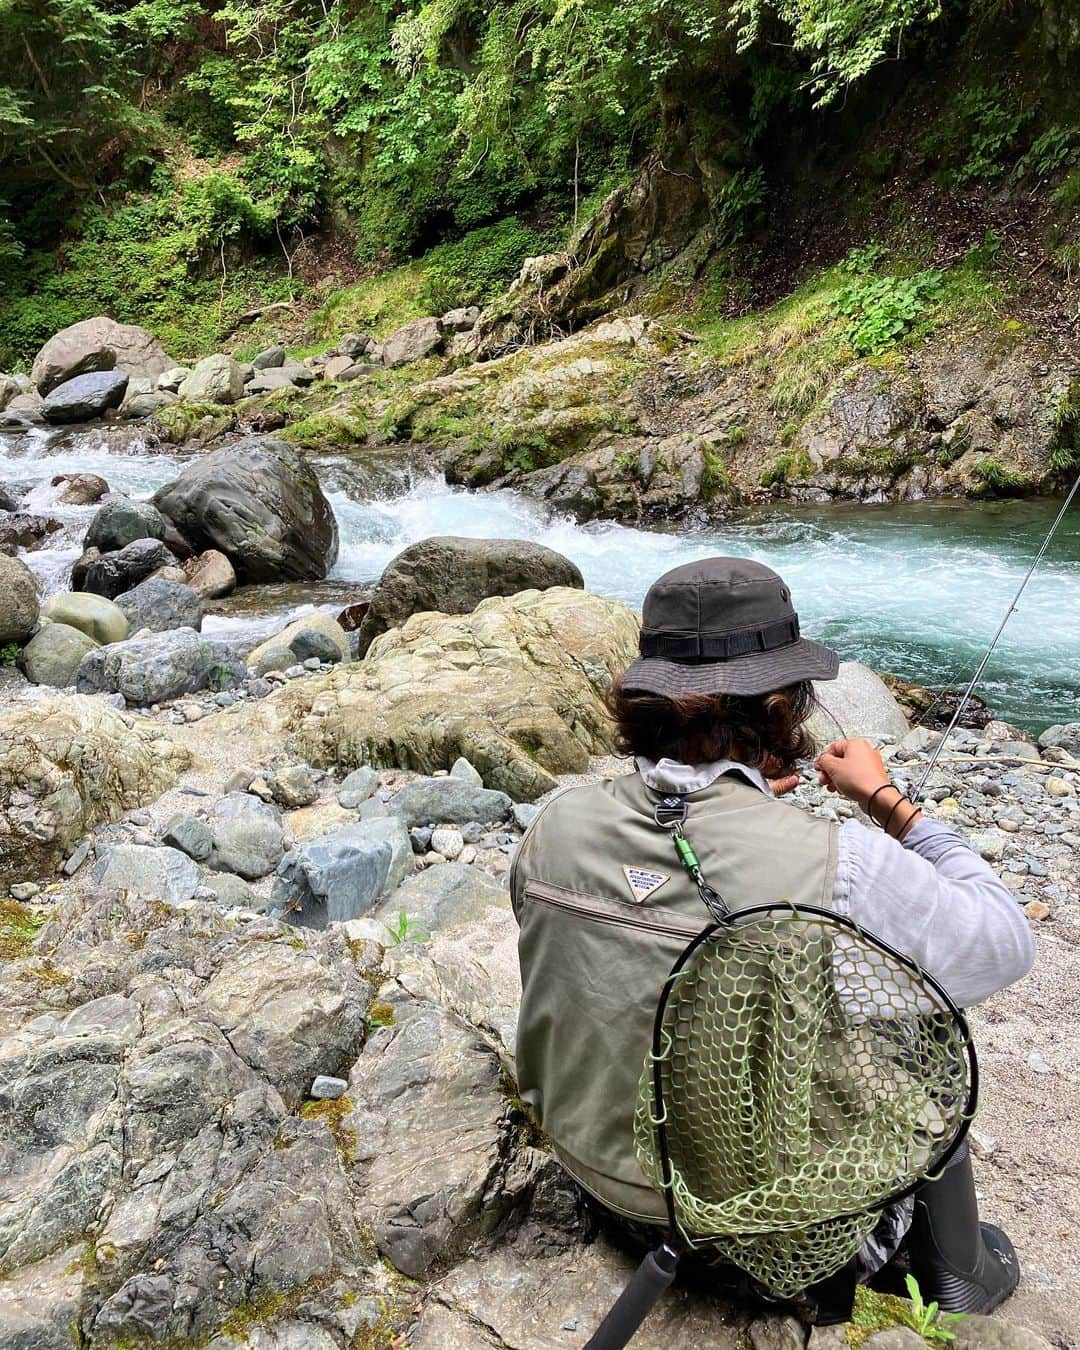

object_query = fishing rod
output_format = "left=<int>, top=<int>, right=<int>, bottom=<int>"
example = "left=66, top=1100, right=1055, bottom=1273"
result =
left=911, top=468, right=1080, bottom=803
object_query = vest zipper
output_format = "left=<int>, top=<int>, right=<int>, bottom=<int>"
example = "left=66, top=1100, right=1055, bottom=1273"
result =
left=524, top=880, right=703, bottom=940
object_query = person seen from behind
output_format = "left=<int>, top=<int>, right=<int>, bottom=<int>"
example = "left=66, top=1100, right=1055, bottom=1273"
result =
left=510, top=557, right=1035, bottom=1323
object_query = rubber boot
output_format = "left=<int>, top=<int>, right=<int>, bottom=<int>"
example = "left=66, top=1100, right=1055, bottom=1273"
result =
left=905, top=1143, right=1020, bottom=1314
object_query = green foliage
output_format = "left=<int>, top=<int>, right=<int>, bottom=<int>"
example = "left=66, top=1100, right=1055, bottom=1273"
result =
left=416, top=219, right=551, bottom=315
left=0, top=900, right=44, bottom=960
left=901, top=1273, right=967, bottom=1342
left=714, top=168, right=766, bottom=246
left=759, top=449, right=812, bottom=486
left=700, top=448, right=732, bottom=499
left=831, top=269, right=944, bottom=356
left=972, top=458, right=1030, bottom=495
left=0, top=642, right=20, bottom=665
left=381, top=910, right=427, bottom=946
left=924, top=86, right=1029, bottom=184
left=1015, top=125, right=1080, bottom=181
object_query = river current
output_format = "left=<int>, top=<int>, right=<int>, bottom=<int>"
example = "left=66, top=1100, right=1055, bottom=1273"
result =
left=3, top=424, right=1078, bottom=731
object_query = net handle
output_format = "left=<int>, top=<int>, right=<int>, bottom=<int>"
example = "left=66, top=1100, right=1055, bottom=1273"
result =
left=647, top=901, right=980, bottom=1242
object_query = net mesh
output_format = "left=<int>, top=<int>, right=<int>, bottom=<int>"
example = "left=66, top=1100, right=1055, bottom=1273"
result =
left=633, top=909, right=972, bottom=1299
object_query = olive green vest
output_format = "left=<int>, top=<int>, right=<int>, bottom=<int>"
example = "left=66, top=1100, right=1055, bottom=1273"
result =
left=510, top=770, right=839, bottom=1222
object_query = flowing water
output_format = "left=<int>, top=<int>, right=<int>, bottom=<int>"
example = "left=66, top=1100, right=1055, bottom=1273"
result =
left=3, top=424, right=1078, bottom=731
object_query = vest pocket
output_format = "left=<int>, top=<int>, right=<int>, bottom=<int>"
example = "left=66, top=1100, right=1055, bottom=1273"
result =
left=523, top=879, right=703, bottom=939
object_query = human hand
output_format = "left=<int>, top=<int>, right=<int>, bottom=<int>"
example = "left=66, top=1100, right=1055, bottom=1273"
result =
left=767, top=772, right=800, bottom=796
left=814, top=738, right=891, bottom=811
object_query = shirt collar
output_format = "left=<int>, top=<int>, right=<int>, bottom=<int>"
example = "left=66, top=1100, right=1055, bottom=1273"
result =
left=636, top=756, right=772, bottom=798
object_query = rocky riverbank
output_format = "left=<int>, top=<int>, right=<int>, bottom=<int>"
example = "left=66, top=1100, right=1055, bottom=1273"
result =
left=0, top=572, right=1078, bottom=1348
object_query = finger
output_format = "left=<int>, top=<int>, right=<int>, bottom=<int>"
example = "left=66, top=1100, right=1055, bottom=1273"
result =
left=769, top=773, right=800, bottom=797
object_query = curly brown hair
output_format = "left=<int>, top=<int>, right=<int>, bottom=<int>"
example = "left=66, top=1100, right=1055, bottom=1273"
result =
left=607, top=677, right=817, bottom=775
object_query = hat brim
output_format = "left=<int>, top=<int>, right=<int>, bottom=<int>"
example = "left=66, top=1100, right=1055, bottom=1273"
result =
left=620, top=637, right=840, bottom=697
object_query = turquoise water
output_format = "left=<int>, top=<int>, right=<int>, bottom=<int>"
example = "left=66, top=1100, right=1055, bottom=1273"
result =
left=330, top=480, right=1080, bottom=732
left=3, top=422, right=1076, bottom=730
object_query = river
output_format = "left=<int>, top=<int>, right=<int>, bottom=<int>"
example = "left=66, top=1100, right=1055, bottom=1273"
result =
left=3, top=424, right=1078, bottom=731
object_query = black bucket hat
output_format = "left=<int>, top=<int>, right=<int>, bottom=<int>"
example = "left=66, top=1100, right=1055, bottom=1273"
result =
left=621, top=557, right=839, bottom=697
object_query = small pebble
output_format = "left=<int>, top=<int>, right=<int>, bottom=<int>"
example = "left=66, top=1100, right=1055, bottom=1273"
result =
left=1024, top=900, right=1051, bottom=921
left=1027, top=1051, right=1053, bottom=1075
left=430, top=826, right=464, bottom=860
left=1046, top=777, right=1074, bottom=797
left=10, top=882, right=39, bottom=901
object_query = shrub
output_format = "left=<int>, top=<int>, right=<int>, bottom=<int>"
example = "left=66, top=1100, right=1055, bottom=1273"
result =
left=972, top=458, right=1029, bottom=495
left=830, top=270, right=943, bottom=356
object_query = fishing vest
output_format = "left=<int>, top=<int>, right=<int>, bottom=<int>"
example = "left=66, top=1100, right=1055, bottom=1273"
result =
left=510, top=769, right=839, bottom=1223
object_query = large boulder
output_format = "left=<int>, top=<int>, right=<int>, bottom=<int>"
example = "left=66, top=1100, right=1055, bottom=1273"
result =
left=93, top=843, right=199, bottom=904
left=152, top=440, right=339, bottom=583
left=0, top=555, right=39, bottom=644
left=807, top=661, right=911, bottom=747
left=387, top=778, right=512, bottom=828
left=272, top=817, right=413, bottom=928
left=356, top=536, right=584, bottom=656
left=41, top=370, right=128, bottom=424
left=75, top=628, right=241, bottom=705
left=53, top=472, right=109, bottom=505
left=40, top=592, right=129, bottom=645
left=178, top=354, right=246, bottom=404
left=84, top=498, right=169, bottom=553
left=381, top=317, right=443, bottom=367
left=0, top=696, right=188, bottom=885
left=207, top=793, right=286, bottom=880
left=114, top=577, right=204, bottom=634
left=18, top=623, right=99, bottom=688
left=246, top=611, right=351, bottom=669
left=81, top=538, right=180, bottom=599
left=31, top=317, right=173, bottom=395
left=204, top=587, right=638, bottom=801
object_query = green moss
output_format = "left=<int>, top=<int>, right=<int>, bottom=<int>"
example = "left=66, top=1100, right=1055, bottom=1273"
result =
left=300, top=1096, right=359, bottom=1161
left=700, top=449, right=732, bottom=500
left=367, top=1001, right=396, bottom=1028
left=0, top=900, right=44, bottom=960
left=283, top=405, right=368, bottom=448
left=759, top=449, right=814, bottom=487
left=972, top=457, right=1031, bottom=495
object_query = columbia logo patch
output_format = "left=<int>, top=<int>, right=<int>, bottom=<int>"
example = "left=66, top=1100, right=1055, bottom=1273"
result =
left=623, top=866, right=670, bottom=904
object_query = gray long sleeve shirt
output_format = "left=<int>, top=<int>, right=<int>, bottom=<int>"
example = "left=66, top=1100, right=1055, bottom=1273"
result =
left=637, top=756, right=1036, bottom=1008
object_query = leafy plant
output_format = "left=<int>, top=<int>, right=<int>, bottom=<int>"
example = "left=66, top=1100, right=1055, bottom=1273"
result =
left=830, top=270, right=944, bottom=356
left=972, top=457, right=1030, bottom=495
left=951, top=87, right=1028, bottom=183
left=1015, top=125, right=1080, bottom=181
left=381, top=910, right=427, bottom=946
left=0, top=642, right=21, bottom=665
left=714, top=167, right=766, bottom=246
left=901, top=1273, right=967, bottom=1342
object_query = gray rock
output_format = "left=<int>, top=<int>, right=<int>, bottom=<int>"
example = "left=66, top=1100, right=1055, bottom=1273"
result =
left=0, top=554, right=39, bottom=644
left=0, top=1244, right=87, bottom=1350
left=288, top=627, right=344, bottom=664
left=0, top=511, right=61, bottom=554
left=749, top=1315, right=806, bottom=1350
left=450, top=756, right=483, bottom=786
left=93, top=843, right=199, bottom=903
left=280, top=361, right=314, bottom=386
left=83, top=538, right=180, bottom=599
left=338, top=333, right=371, bottom=358
left=41, top=590, right=129, bottom=644
left=310, top=1075, right=348, bottom=1100
left=62, top=837, right=92, bottom=876
left=808, top=660, right=910, bottom=747
left=273, top=817, right=413, bottom=928
left=345, top=994, right=522, bottom=1278
left=381, top=316, right=444, bottom=367
left=337, top=767, right=380, bottom=808
left=356, top=535, right=584, bottom=656
left=950, top=1316, right=1052, bottom=1350
left=441, top=305, right=481, bottom=332
left=123, top=390, right=176, bottom=419
left=201, top=871, right=253, bottom=908
left=115, top=576, right=204, bottom=634
left=1039, top=722, right=1080, bottom=755
left=512, top=802, right=540, bottom=831
left=245, top=367, right=299, bottom=394
left=18, top=622, right=98, bottom=687
left=85, top=497, right=170, bottom=553
left=32, top=316, right=173, bottom=394
left=388, top=777, right=513, bottom=828
left=336, top=362, right=380, bottom=382
left=0, top=482, right=19, bottom=510
left=254, top=644, right=295, bottom=676
left=41, top=368, right=128, bottom=423
left=271, top=764, right=319, bottom=809
left=208, top=793, right=285, bottom=879
left=252, top=345, right=286, bottom=369
left=153, top=440, right=338, bottom=584
left=161, top=812, right=213, bottom=862
left=372, top=862, right=509, bottom=935
left=178, top=353, right=246, bottom=404
left=862, top=1333, right=928, bottom=1350
left=76, top=627, right=221, bottom=704
left=157, top=365, right=190, bottom=392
